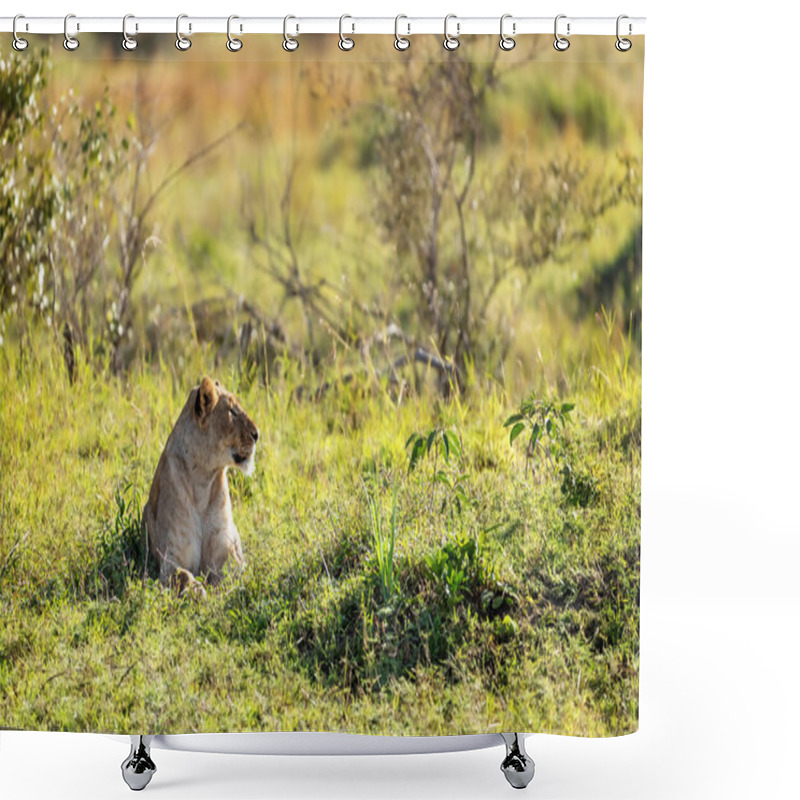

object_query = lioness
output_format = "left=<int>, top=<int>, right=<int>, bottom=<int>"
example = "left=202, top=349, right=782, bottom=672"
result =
left=143, top=376, right=259, bottom=593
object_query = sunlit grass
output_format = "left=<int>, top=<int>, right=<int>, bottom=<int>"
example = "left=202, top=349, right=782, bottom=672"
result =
left=0, top=306, right=639, bottom=735
left=1, top=36, right=641, bottom=736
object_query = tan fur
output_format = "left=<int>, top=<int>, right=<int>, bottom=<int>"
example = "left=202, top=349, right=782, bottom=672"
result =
left=143, top=377, right=259, bottom=594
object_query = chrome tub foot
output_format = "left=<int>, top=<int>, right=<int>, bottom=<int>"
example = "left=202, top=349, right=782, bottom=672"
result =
left=121, top=735, right=156, bottom=791
left=500, top=733, right=535, bottom=789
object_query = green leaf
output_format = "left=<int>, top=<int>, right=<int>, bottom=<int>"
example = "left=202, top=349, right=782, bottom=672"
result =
left=408, top=437, right=426, bottom=472
left=504, top=413, right=524, bottom=428
left=426, top=430, right=437, bottom=453
left=447, top=431, right=462, bottom=456
left=509, top=422, right=525, bottom=445
left=434, top=470, right=451, bottom=486
left=405, top=432, right=419, bottom=449
left=442, top=430, right=450, bottom=461
left=560, top=403, right=575, bottom=414
left=530, top=428, right=540, bottom=453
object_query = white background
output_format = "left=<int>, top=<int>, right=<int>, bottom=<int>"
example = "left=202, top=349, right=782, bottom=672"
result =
left=2, top=1, right=799, bottom=798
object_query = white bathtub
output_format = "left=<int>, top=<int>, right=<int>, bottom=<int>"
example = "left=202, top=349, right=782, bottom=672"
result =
left=116, top=732, right=535, bottom=791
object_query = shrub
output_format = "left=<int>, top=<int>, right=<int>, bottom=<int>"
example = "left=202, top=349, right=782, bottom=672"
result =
left=1, top=50, right=125, bottom=352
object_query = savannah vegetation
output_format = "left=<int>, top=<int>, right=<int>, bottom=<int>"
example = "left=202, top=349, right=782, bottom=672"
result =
left=0, top=36, right=642, bottom=736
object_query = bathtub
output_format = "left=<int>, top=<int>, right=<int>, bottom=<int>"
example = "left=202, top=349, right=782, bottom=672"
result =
left=118, top=732, right=535, bottom=791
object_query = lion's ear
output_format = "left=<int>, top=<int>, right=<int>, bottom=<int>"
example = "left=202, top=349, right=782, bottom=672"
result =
left=195, top=376, right=219, bottom=424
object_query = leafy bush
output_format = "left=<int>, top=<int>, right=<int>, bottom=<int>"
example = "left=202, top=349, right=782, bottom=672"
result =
left=1, top=48, right=234, bottom=371
left=1, top=52, right=53, bottom=336
left=1, top=50, right=125, bottom=351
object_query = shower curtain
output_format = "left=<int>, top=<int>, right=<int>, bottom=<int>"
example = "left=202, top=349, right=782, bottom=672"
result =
left=0, top=29, right=643, bottom=739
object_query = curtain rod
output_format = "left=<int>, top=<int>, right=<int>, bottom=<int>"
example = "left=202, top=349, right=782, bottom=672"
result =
left=0, top=16, right=646, bottom=37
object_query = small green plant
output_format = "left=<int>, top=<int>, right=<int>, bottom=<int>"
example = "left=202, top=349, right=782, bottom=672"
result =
left=504, top=393, right=574, bottom=478
left=493, top=614, right=519, bottom=643
left=426, top=532, right=477, bottom=608
left=560, top=462, right=599, bottom=508
left=405, top=427, right=468, bottom=514
left=406, top=427, right=461, bottom=472
left=425, top=530, right=517, bottom=616
left=365, top=482, right=399, bottom=603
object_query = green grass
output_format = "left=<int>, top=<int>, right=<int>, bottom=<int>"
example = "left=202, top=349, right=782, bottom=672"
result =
left=1, top=38, right=641, bottom=736
left=365, top=481, right=399, bottom=604
left=0, top=311, right=639, bottom=736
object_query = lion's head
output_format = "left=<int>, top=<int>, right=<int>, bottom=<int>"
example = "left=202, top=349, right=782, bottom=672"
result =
left=193, top=376, right=259, bottom=476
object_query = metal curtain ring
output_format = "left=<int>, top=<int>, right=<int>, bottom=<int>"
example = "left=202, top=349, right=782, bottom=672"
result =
left=553, top=14, right=570, bottom=51
left=443, top=13, right=460, bottom=51
left=63, top=13, right=79, bottom=51
left=227, top=15, right=243, bottom=52
left=499, top=14, right=516, bottom=51
left=121, top=14, right=138, bottom=51
left=12, top=14, right=29, bottom=51
left=283, top=15, right=299, bottom=51
left=394, top=14, right=410, bottom=51
left=339, top=14, right=355, bottom=51
left=616, top=14, right=632, bottom=51
left=175, top=13, right=192, bottom=50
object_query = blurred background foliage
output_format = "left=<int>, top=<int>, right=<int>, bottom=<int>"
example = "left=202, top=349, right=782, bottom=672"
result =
left=1, top=35, right=642, bottom=396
